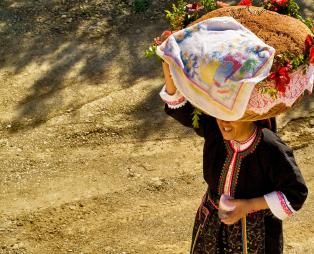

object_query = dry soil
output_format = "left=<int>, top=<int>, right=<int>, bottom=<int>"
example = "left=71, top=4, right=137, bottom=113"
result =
left=0, top=1, right=314, bottom=254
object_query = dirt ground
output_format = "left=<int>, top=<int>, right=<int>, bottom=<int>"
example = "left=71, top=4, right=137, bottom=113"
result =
left=0, top=1, right=314, bottom=253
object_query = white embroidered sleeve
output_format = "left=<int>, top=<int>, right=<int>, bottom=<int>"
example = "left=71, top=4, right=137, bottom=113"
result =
left=159, top=85, right=187, bottom=109
left=264, top=191, right=296, bottom=220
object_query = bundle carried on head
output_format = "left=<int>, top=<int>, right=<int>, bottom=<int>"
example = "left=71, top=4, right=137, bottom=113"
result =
left=146, top=0, right=314, bottom=122
left=193, top=6, right=310, bottom=58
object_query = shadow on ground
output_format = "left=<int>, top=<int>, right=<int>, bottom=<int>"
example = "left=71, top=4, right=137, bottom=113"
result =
left=0, top=0, right=168, bottom=132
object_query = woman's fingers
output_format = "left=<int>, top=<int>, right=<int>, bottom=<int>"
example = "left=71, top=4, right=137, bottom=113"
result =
left=221, top=211, right=241, bottom=225
left=220, top=199, right=249, bottom=224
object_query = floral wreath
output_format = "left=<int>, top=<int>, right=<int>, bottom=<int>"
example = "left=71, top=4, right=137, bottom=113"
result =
left=145, top=0, right=314, bottom=127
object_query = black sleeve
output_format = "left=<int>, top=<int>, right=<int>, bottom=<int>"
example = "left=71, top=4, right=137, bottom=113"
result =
left=164, top=102, right=220, bottom=138
left=263, top=130, right=308, bottom=211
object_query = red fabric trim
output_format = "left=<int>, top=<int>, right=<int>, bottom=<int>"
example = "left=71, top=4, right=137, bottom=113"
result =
left=161, top=96, right=186, bottom=105
left=276, top=191, right=293, bottom=216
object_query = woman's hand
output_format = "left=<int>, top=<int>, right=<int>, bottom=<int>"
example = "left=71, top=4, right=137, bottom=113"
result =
left=220, top=199, right=250, bottom=225
left=220, top=197, right=268, bottom=225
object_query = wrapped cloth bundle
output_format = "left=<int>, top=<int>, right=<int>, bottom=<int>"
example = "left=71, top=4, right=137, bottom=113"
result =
left=157, top=6, right=314, bottom=121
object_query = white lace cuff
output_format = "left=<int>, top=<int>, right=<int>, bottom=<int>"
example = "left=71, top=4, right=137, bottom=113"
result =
left=159, top=85, right=187, bottom=109
left=264, top=191, right=296, bottom=220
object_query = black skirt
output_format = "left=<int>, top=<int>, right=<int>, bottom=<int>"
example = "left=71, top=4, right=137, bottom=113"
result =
left=190, top=190, right=282, bottom=254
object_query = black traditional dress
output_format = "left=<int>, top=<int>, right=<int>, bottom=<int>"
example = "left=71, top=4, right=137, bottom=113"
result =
left=161, top=94, right=308, bottom=254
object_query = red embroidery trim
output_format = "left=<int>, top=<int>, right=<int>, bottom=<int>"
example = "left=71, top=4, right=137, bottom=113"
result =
left=208, top=196, right=219, bottom=210
left=221, top=128, right=259, bottom=196
left=225, top=153, right=237, bottom=195
left=276, top=191, right=293, bottom=216
left=162, top=96, right=186, bottom=105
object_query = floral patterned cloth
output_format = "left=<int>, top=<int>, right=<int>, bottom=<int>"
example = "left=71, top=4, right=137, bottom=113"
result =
left=157, top=17, right=275, bottom=121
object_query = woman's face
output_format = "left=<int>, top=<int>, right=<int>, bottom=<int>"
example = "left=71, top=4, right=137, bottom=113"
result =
left=216, top=119, right=255, bottom=141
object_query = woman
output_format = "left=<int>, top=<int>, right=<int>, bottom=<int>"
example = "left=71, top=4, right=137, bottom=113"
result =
left=160, top=62, right=308, bottom=254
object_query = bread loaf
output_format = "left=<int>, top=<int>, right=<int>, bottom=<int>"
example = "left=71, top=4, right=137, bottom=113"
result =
left=191, top=6, right=312, bottom=57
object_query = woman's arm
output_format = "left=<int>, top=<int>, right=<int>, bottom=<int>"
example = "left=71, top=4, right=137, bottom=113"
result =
left=162, top=62, right=177, bottom=95
left=159, top=62, right=187, bottom=110
left=262, top=131, right=308, bottom=220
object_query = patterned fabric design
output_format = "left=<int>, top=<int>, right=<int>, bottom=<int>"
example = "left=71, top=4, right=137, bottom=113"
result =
left=218, top=144, right=233, bottom=196
left=157, top=17, right=275, bottom=121
left=159, top=85, right=188, bottom=109
left=276, top=191, right=294, bottom=216
left=218, top=128, right=262, bottom=196
left=162, top=96, right=186, bottom=106
left=191, top=209, right=220, bottom=253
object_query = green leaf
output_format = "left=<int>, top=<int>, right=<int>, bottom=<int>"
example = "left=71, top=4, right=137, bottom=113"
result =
left=192, top=108, right=202, bottom=128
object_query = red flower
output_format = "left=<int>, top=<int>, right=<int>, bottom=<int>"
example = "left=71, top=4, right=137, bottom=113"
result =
left=161, top=30, right=172, bottom=41
left=272, top=0, right=288, bottom=6
left=238, top=0, right=252, bottom=6
left=154, top=37, right=161, bottom=45
left=268, top=72, right=276, bottom=80
left=276, top=81, right=287, bottom=93
left=305, top=35, right=314, bottom=65
left=305, top=35, right=314, bottom=49
left=153, top=30, right=173, bottom=45
left=268, top=67, right=291, bottom=93
left=309, top=46, right=314, bottom=65
left=186, top=3, right=204, bottom=13
left=278, top=66, right=290, bottom=76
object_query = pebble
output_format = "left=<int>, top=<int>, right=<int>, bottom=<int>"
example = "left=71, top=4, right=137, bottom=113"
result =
left=69, top=205, right=76, bottom=210
left=150, top=177, right=163, bottom=189
left=127, top=171, right=136, bottom=178
left=0, top=139, right=8, bottom=146
left=104, top=246, right=113, bottom=251
left=12, top=243, right=19, bottom=249
left=135, top=28, right=141, bottom=34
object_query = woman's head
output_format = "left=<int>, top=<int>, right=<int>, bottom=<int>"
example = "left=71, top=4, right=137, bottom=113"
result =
left=216, top=119, right=256, bottom=142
